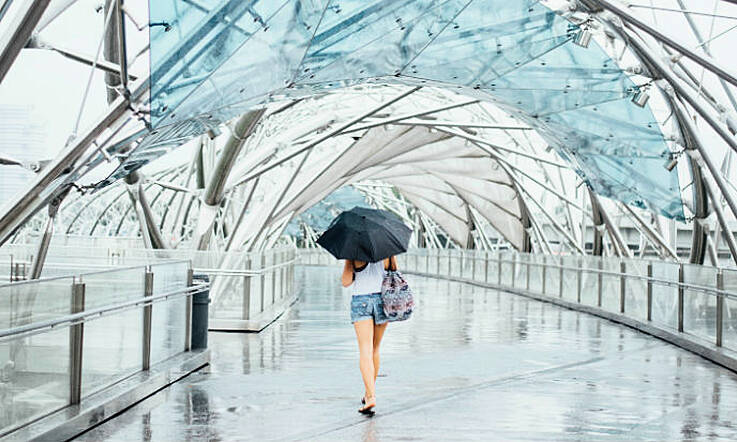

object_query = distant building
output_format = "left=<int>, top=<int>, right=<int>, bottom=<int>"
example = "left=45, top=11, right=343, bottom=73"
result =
left=0, top=104, right=47, bottom=207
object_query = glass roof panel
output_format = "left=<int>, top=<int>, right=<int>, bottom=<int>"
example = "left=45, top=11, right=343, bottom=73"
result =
left=136, top=0, right=683, bottom=218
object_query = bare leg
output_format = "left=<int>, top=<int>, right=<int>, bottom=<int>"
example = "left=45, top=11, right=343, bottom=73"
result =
left=372, top=323, right=388, bottom=382
left=353, top=319, right=375, bottom=403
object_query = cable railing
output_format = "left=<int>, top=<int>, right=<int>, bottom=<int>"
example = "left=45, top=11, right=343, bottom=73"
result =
left=298, top=248, right=737, bottom=360
left=0, top=260, right=199, bottom=438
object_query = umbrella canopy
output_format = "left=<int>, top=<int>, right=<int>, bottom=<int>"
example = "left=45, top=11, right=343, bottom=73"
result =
left=316, top=207, right=412, bottom=262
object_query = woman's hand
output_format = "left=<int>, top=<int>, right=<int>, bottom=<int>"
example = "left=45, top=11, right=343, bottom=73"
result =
left=384, top=256, right=398, bottom=271
left=341, top=260, right=354, bottom=287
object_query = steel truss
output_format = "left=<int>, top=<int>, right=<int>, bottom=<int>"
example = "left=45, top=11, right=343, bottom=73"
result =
left=0, top=0, right=736, bottom=272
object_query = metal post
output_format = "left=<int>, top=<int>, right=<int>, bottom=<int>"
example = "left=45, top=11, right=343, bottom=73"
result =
left=597, top=260, right=603, bottom=307
left=542, top=259, right=547, bottom=294
left=511, top=258, right=517, bottom=288
left=243, top=257, right=251, bottom=320
left=717, top=270, right=724, bottom=347
left=526, top=259, right=531, bottom=290
left=472, top=253, right=477, bottom=280
left=498, top=257, right=502, bottom=285
left=260, top=254, right=266, bottom=313
left=281, top=251, right=286, bottom=299
left=271, top=253, right=276, bottom=306
left=559, top=261, right=564, bottom=298
left=69, top=280, right=85, bottom=405
left=460, top=252, right=465, bottom=279
left=142, top=269, right=153, bottom=370
left=485, top=252, right=489, bottom=283
left=577, top=265, right=582, bottom=303
left=647, top=263, right=653, bottom=321
left=185, top=268, right=193, bottom=351
left=678, top=263, right=684, bottom=333
left=114, top=0, right=129, bottom=92
left=620, top=261, right=626, bottom=314
left=437, top=250, right=441, bottom=274
left=447, top=249, right=451, bottom=276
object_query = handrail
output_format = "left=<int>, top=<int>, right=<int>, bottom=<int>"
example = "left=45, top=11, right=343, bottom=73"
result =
left=195, top=258, right=297, bottom=276
left=486, top=257, right=734, bottom=300
left=0, top=259, right=191, bottom=288
left=299, top=248, right=735, bottom=299
left=0, top=283, right=209, bottom=342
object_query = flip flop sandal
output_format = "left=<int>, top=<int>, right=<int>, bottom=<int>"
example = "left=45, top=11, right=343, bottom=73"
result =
left=358, top=396, right=376, bottom=415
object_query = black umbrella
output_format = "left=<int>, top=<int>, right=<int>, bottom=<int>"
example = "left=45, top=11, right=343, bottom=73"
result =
left=316, top=207, right=412, bottom=262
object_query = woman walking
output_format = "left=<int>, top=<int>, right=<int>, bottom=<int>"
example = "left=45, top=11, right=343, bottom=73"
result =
left=341, top=256, right=398, bottom=415
left=315, top=206, right=413, bottom=415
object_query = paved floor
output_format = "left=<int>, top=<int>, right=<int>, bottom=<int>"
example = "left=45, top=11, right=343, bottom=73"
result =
left=76, top=266, right=737, bottom=441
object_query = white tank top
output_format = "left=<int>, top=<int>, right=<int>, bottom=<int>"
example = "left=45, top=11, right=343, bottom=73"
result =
left=352, top=261, right=385, bottom=296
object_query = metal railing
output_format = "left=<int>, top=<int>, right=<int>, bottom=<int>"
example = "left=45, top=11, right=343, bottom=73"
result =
left=2, top=242, right=299, bottom=330
left=298, top=248, right=737, bottom=354
left=0, top=260, right=200, bottom=437
left=208, top=248, right=297, bottom=329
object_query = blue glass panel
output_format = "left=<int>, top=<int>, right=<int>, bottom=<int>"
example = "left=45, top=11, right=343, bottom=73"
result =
left=148, top=0, right=291, bottom=125
left=178, top=0, right=331, bottom=124
left=110, top=0, right=684, bottom=219
left=284, top=185, right=369, bottom=237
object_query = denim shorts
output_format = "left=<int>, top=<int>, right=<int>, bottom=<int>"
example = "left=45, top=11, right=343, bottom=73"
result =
left=350, top=293, right=389, bottom=324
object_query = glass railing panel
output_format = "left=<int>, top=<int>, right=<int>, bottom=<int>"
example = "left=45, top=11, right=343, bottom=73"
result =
left=211, top=272, right=245, bottom=320
left=0, top=276, right=76, bottom=328
left=0, top=328, right=70, bottom=434
left=650, top=261, right=679, bottom=330
left=80, top=266, right=146, bottom=397
left=601, top=259, right=621, bottom=313
left=460, top=251, right=471, bottom=279
left=469, top=251, right=480, bottom=281
left=0, top=276, right=75, bottom=435
left=624, top=259, right=648, bottom=321
left=683, top=264, right=718, bottom=342
left=561, top=256, right=579, bottom=302
left=528, top=255, right=543, bottom=293
left=515, top=254, right=528, bottom=290
left=500, top=252, right=513, bottom=287
left=150, top=261, right=189, bottom=365
left=543, top=256, right=560, bottom=297
left=439, top=250, right=450, bottom=276
left=448, top=251, right=456, bottom=277
left=429, top=249, right=441, bottom=276
left=722, top=269, right=737, bottom=352
left=487, top=254, right=499, bottom=285
left=580, top=256, right=600, bottom=307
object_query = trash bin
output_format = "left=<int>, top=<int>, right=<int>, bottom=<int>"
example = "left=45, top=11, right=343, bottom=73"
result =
left=191, top=274, right=210, bottom=350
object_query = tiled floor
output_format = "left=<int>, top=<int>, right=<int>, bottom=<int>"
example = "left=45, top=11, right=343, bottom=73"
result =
left=75, top=266, right=737, bottom=441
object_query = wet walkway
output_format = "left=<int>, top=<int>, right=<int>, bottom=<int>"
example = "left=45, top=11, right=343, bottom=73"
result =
left=76, top=267, right=737, bottom=441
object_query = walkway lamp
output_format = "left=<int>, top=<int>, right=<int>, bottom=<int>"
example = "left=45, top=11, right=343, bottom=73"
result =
left=574, top=28, right=592, bottom=48
left=631, top=88, right=650, bottom=108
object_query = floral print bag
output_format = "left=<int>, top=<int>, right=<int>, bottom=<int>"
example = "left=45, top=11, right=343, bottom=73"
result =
left=381, top=270, right=414, bottom=322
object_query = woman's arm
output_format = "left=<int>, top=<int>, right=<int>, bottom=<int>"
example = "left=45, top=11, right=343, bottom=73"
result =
left=341, top=260, right=354, bottom=287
